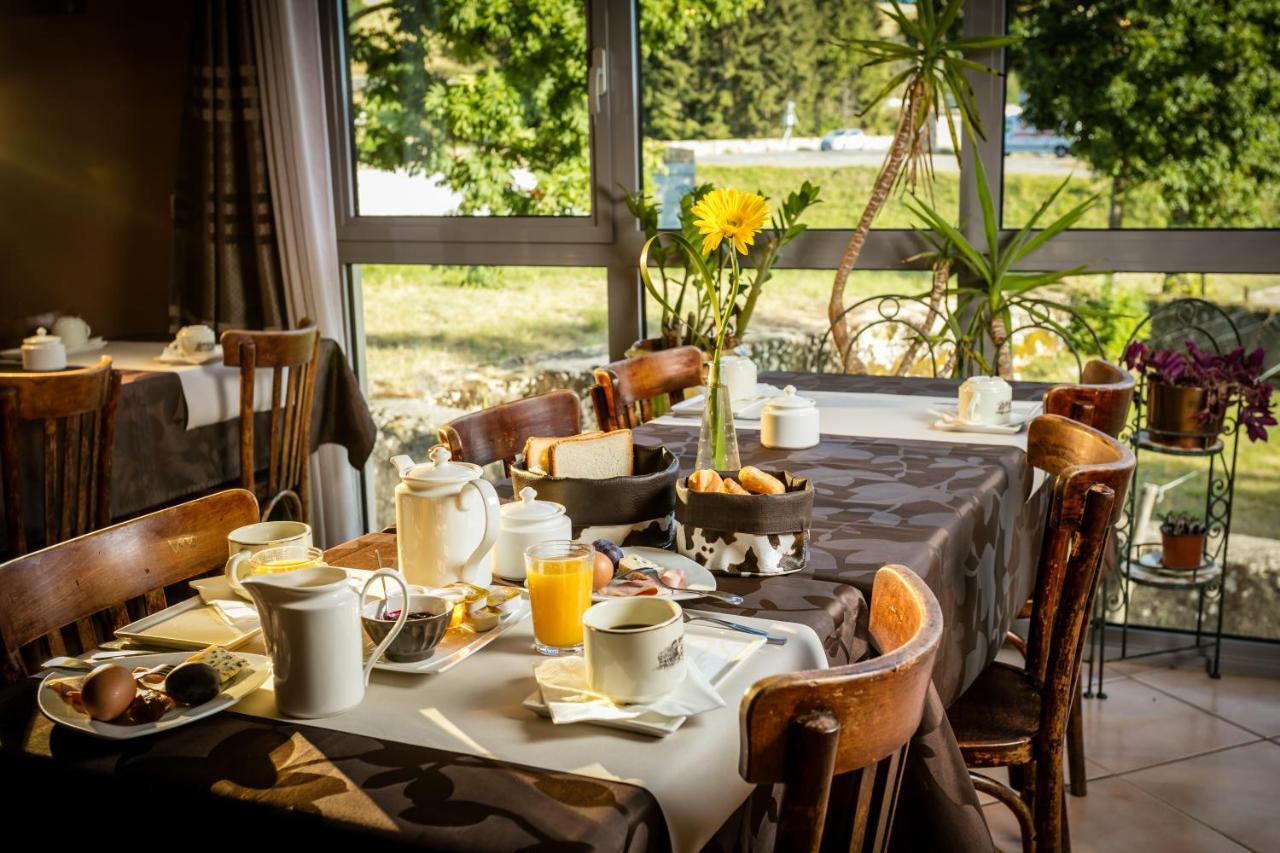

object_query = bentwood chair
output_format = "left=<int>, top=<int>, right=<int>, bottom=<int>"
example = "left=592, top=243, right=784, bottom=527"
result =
left=439, top=390, right=581, bottom=475
left=0, top=489, right=258, bottom=682
left=591, top=345, right=703, bottom=431
left=221, top=322, right=320, bottom=522
left=740, top=564, right=943, bottom=853
left=948, top=415, right=1134, bottom=852
left=1039, top=358, right=1134, bottom=796
left=0, top=356, right=121, bottom=557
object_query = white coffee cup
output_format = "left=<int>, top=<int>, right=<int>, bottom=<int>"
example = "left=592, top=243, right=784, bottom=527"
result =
left=176, top=324, right=217, bottom=356
left=958, top=376, right=1013, bottom=425
left=583, top=597, right=685, bottom=704
left=718, top=354, right=759, bottom=401
left=225, top=520, right=313, bottom=600
left=52, top=316, right=91, bottom=352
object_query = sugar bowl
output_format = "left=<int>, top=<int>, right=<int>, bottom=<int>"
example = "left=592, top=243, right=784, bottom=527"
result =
left=760, top=385, right=820, bottom=450
left=21, top=327, right=67, bottom=372
left=492, top=486, right=572, bottom=581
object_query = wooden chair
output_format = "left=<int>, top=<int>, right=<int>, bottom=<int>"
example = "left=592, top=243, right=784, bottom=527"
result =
left=1043, top=359, right=1134, bottom=440
left=591, top=345, right=703, bottom=431
left=0, top=356, right=121, bottom=557
left=438, top=390, right=581, bottom=474
left=221, top=322, right=319, bottom=522
left=0, top=489, right=258, bottom=682
left=740, top=564, right=943, bottom=853
left=948, top=415, right=1134, bottom=852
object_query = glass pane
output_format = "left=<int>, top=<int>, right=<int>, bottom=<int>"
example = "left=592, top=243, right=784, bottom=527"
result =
left=1005, top=6, right=1280, bottom=228
left=639, top=0, right=961, bottom=229
left=360, top=264, right=605, bottom=528
left=345, top=2, right=591, bottom=216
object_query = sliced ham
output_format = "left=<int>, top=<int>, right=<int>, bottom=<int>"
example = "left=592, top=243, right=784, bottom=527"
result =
left=599, top=578, right=661, bottom=597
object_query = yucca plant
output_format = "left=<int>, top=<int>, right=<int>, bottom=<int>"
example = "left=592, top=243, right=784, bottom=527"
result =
left=904, top=149, right=1101, bottom=378
left=828, top=0, right=1017, bottom=367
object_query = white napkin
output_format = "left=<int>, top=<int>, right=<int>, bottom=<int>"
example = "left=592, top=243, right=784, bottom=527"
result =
left=534, top=632, right=761, bottom=724
left=209, top=599, right=259, bottom=629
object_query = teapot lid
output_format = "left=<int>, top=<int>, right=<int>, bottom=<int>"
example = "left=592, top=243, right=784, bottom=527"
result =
left=763, top=385, right=815, bottom=412
left=396, top=445, right=482, bottom=485
left=23, top=327, right=60, bottom=347
left=501, top=486, right=566, bottom=522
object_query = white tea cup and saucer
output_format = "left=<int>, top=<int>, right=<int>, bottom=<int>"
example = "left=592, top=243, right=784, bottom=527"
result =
left=160, top=323, right=219, bottom=364
left=51, top=315, right=105, bottom=355
left=956, top=376, right=1013, bottom=426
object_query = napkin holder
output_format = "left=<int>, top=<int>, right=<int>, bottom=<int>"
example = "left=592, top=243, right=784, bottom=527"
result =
left=675, top=470, right=813, bottom=575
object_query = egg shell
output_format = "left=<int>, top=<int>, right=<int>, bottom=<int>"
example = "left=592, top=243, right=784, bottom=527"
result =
left=592, top=551, right=616, bottom=591
left=80, top=663, right=137, bottom=721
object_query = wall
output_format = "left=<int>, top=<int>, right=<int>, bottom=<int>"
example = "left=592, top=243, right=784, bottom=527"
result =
left=0, top=0, right=193, bottom=348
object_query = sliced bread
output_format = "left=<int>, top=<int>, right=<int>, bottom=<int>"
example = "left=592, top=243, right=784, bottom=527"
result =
left=548, top=429, right=634, bottom=479
left=522, top=434, right=584, bottom=473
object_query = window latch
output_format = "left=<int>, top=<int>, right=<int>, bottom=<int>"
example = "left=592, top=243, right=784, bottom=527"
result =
left=589, top=47, right=608, bottom=116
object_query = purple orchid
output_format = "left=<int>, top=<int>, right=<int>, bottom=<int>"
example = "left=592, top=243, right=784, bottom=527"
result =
left=1122, top=340, right=1276, bottom=442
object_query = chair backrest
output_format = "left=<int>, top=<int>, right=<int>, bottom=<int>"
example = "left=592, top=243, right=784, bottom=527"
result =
left=1042, top=359, right=1134, bottom=439
left=591, top=345, right=703, bottom=431
left=740, top=564, right=943, bottom=853
left=0, top=356, right=121, bottom=557
left=1023, top=415, right=1134, bottom=756
left=0, top=489, right=259, bottom=681
left=438, top=390, right=582, bottom=474
left=221, top=322, right=320, bottom=521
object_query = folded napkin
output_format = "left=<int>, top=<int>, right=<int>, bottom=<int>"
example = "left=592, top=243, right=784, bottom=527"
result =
left=209, top=599, right=259, bottom=629
left=534, top=632, right=762, bottom=724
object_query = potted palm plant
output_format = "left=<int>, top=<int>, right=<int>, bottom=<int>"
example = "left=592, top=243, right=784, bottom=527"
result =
left=1122, top=341, right=1275, bottom=449
left=1159, top=513, right=1206, bottom=570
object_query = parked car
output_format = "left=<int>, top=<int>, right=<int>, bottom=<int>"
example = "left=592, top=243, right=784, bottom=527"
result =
left=1003, top=116, right=1073, bottom=157
left=820, top=128, right=868, bottom=151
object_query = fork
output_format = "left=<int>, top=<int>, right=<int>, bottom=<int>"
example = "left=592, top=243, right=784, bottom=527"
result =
left=682, top=611, right=787, bottom=645
left=134, top=663, right=177, bottom=684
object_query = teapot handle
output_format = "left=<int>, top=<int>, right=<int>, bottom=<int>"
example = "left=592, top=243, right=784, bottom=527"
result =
left=462, top=478, right=501, bottom=584
left=360, top=569, right=410, bottom=685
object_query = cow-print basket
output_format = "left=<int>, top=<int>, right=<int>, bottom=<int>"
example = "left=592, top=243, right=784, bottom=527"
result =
left=674, top=470, right=813, bottom=575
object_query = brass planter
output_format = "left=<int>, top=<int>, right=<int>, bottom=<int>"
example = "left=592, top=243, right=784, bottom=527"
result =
left=1145, top=381, right=1224, bottom=449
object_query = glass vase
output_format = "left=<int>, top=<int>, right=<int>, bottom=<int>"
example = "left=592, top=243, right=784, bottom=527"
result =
left=695, top=359, right=740, bottom=470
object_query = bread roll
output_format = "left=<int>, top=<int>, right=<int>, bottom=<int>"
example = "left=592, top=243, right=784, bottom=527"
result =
left=687, top=469, right=723, bottom=493
left=720, top=477, right=749, bottom=495
left=739, top=466, right=785, bottom=495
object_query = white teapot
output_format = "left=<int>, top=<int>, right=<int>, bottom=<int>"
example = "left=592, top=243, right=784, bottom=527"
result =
left=391, top=446, right=500, bottom=589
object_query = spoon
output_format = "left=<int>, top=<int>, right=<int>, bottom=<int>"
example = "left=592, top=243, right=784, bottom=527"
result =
left=627, top=567, right=744, bottom=605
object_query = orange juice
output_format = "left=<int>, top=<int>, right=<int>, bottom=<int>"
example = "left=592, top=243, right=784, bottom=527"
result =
left=525, top=544, right=594, bottom=654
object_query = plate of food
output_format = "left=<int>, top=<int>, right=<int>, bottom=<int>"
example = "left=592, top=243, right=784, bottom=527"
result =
left=590, top=543, right=717, bottom=602
left=38, top=645, right=270, bottom=740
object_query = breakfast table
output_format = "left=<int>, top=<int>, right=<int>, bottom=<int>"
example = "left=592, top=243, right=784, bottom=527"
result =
left=0, top=373, right=1054, bottom=851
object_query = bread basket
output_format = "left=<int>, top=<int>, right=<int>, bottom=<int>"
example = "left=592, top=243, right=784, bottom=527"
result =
left=674, top=470, right=813, bottom=575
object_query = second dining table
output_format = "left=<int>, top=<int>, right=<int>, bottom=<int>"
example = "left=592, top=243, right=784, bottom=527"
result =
left=3, top=372, right=1053, bottom=852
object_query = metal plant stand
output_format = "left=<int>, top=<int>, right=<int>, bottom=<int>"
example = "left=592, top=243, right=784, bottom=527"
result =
left=1085, top=299, right=1242, bottom=700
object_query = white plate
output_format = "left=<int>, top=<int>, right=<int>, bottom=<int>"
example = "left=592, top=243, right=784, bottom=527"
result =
left=522, top=620, right=763, bottom=737
left=669, top=383, right=783, bottom=420
left=114, top=596, right=260, bottom=650
left=929, top=402, right=1041, bottom=434
left=38, top=651, right=271, bottom=740
left=155, top=344, right=223, bottom=365
left=594, top=546, right=718, bottom=602
left=370, top=596, right=531, bottom=674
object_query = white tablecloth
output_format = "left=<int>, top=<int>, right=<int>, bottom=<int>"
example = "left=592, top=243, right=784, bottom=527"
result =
left=232, top=612, right=828, bottom=853
left=86, top=341, right=275, bottom=430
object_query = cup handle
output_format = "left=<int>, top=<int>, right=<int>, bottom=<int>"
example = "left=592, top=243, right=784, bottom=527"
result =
left=225, top=551, right=253, bottom=597
left=961, top=392, right=978, bottom=424
left=462, top=478, right=501, bottom=582
left=361, top=568, right=409, bottom=684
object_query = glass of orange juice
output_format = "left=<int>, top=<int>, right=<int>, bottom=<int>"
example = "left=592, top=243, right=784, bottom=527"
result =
left=246, top=545, right=325, bottom=576
left=525, top=541, right=594, bottom=656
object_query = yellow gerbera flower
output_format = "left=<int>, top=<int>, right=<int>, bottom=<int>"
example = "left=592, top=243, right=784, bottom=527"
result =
left=691, top=188, right=769, bottom=256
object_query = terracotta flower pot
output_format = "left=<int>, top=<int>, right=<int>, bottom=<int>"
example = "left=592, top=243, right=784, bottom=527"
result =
left=1160, top=532, right=1205, bottom=571
left=1145, top=381, right=1224, bottom=449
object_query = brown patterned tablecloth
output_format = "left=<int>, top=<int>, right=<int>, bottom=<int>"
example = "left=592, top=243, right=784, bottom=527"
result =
left=0, top=375, right=1051, bottom=852
left=2, top=339, right=376, bottom=552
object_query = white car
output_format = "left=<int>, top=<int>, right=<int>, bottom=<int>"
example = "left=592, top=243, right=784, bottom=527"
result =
left=820, top=128, right=868, bottom=151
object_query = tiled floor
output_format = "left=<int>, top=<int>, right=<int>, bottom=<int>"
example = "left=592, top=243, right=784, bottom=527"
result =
left=981, top=659, right=1280, bottom=852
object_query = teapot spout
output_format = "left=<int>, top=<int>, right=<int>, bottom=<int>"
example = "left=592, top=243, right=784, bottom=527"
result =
left=390, top=454, right=416, bottom=476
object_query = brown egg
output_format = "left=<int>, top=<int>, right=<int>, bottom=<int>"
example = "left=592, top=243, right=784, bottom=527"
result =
left=592, top=551, right=615, bottom=591
left=81, top=663, right=137, bottom=721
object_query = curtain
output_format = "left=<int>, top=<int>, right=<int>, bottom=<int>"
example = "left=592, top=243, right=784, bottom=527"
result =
left=251, top=0, right=364, bottom=547
left=172, top=0, right=286, bottom=332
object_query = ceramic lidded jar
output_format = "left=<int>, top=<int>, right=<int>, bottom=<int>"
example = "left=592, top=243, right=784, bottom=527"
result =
left=492, top=486, right=572, bottom=581
left=21, top=327, right=67, bottom=372
left=391, top=445, right=500, bottom=590
left=760, top=385, right=820, bottom=450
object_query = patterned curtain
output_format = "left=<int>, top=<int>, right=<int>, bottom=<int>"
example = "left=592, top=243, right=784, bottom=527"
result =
left=172, top=0, right=285, bottom=332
